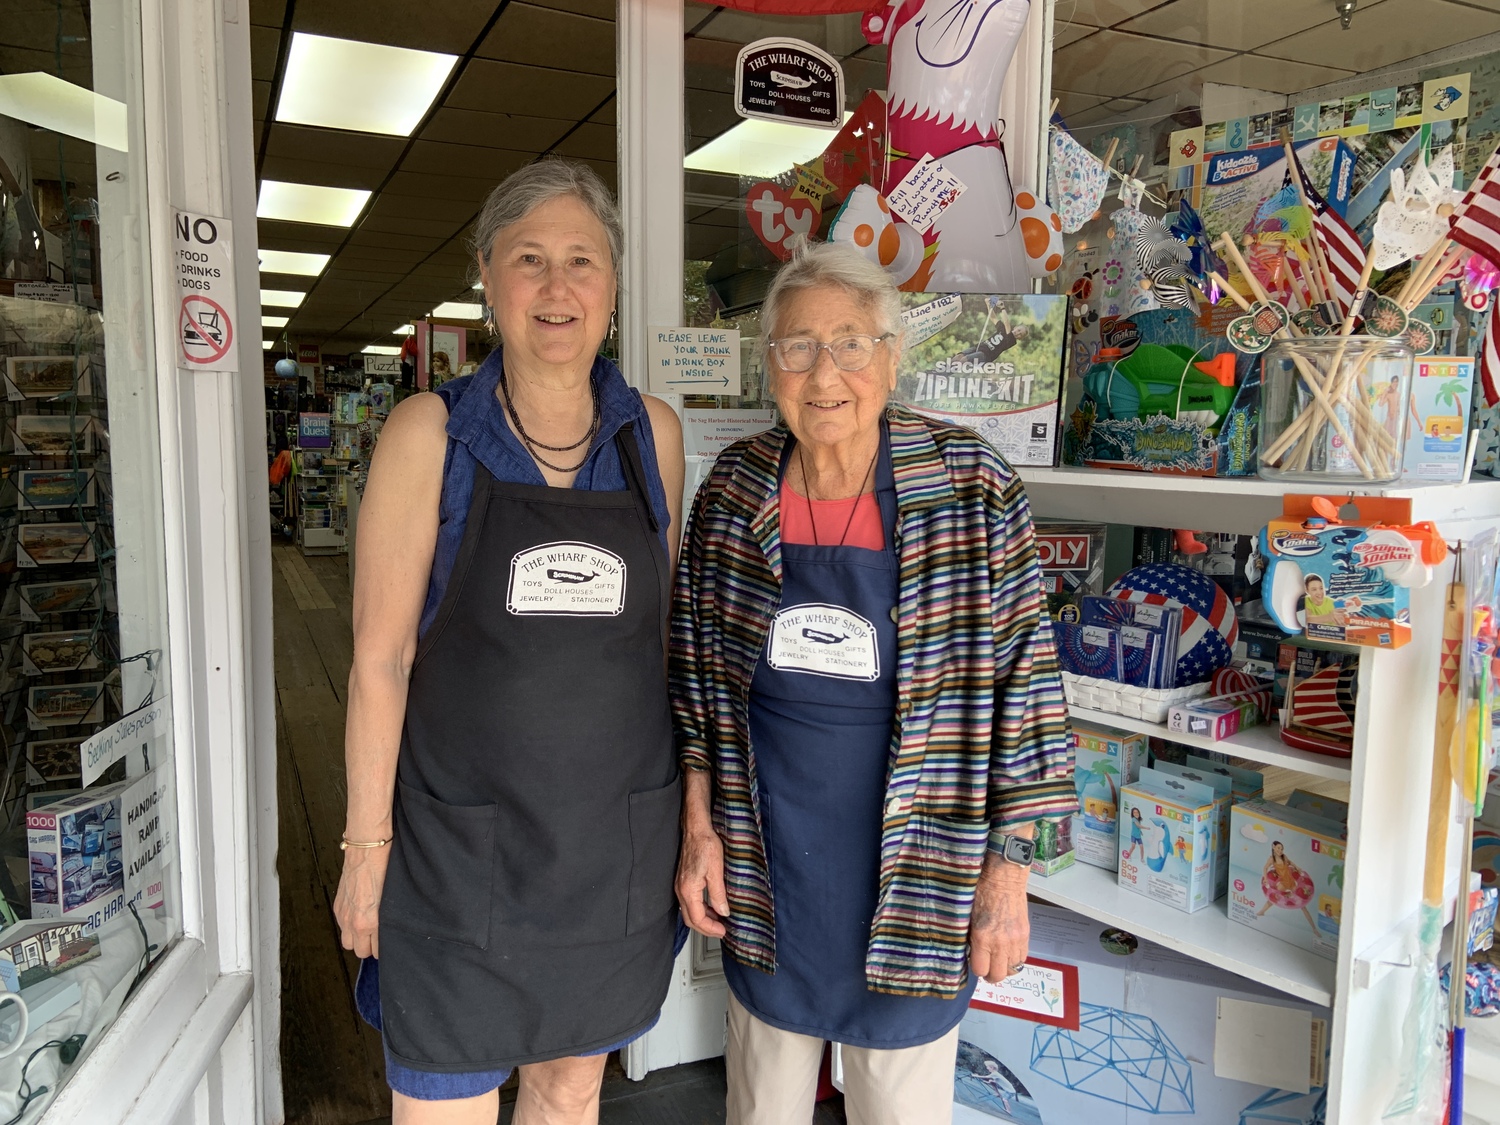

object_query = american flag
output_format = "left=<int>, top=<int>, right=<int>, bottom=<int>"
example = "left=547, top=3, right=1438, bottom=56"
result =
left=1107, top=564, right=1236, bottom=684
left=1449, top=146, right=1500, bottom=405
left=1287, top=150, right=1365, bottom=314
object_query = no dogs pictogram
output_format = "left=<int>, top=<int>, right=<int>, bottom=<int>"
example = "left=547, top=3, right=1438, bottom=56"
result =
left=180, top=295, right=234, bottom=365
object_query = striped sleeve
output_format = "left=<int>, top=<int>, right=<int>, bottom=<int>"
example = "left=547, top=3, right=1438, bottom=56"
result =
left=668, top=476, right=714, bottom=773
left=985, top=473, right=1076, bottom=834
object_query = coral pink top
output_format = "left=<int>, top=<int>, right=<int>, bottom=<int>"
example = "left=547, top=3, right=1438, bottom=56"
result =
left=779, top=481, right=884, bottom=550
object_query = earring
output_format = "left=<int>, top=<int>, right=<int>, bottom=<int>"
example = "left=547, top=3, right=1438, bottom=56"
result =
left=609, top=310, right=618, bottom=340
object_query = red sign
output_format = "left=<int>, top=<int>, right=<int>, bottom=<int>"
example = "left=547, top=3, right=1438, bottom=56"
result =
left=179, top=295, right=234, bottom=365
left=1037, top=534, right=1091, bottom=572
left=297, top=343, right=320, bottom=365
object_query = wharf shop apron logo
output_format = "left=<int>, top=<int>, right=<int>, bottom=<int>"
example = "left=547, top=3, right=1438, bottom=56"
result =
left=507, top=541, right=626, bottom=616
left=768, top=602, right=880, bottom=681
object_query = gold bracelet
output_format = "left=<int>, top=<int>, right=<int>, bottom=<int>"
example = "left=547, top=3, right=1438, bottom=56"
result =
left=340, top=836, right=392, bottom=850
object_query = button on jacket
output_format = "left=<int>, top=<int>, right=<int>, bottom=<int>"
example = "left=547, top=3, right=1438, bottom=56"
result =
left=669, top=405, right=1075, bottom=999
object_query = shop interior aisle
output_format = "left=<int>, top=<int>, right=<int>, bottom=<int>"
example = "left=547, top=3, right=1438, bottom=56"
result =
left=271, top=542, right=847, bottom=1124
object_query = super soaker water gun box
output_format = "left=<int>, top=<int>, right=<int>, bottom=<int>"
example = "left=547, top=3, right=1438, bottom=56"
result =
left=1258, top=496, right=1446, bottom=650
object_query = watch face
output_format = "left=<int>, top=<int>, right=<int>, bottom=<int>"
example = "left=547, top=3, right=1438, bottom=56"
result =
left=1006, top=836, right=1035, bottom=865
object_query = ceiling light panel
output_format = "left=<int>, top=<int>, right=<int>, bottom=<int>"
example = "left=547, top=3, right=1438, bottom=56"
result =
left=363, top=344, right=403, bottom=355
left=431, top=302, right=484, bottom=319
left=259, top=249, right=331, bottom=276
left=257, top=180, right=372, bottom=227
left=263, top=315, right=290, bottom=328
left=276, top=32, right=458, bottom=137
left=685, top=113, right=853, bottom=180
left=261, top=289, right=306, bottom=308
left=262, top=340, right=274, bottom=350
left=0, top=73, right=128, bottom=151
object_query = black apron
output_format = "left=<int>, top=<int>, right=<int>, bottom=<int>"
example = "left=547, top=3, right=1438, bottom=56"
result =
left=377, top=424, right=681, bottom=1073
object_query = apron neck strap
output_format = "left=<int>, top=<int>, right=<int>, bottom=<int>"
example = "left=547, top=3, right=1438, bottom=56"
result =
left=613, top=422, right=658, bottom=532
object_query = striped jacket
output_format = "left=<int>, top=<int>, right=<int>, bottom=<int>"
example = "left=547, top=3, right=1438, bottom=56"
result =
left=669, top=405, right=1075, bottom=998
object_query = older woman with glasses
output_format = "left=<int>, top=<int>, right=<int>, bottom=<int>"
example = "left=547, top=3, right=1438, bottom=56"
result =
left=670, top=242, right=1074, bottom=1125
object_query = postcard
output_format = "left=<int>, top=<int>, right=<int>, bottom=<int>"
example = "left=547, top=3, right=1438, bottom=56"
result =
left=11, top=415, right=93, bottom=456
left=5, top=357, right=90, bottom=400
left=25, top=738, right=83, bottom=781
left=17, top=523, right=95, bottom=567
left=18, top=579, right=101, bottom=620
left=17, top=470, right=94, bottom=511
left=23, top=630, right=99, bottom=675
left=27, top=682, right=106, bottom=729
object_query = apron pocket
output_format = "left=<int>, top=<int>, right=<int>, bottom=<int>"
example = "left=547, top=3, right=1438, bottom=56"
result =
left=382, top=781, right=498, bottom=950
left=625, top=773, right=683, bottom=935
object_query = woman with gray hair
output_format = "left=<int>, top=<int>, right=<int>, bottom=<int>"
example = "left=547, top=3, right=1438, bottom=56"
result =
left=334, top=157, right=684, bottom=1124
left=671, top=242, right=1073, bottom=1124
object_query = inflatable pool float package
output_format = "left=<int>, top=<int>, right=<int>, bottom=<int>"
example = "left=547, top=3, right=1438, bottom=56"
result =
left=1119, top=768, right=1219, bottom=913
left=1228, top=799, right=1347, bottom=961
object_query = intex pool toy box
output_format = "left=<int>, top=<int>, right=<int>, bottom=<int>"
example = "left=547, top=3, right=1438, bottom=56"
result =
left=27, top=768, right=173, bottom=927
left=1071, top=722, right=1147, bottom=870
left=1118, top=768, right=1219, bottom=913
left=1228, top=799, right=1346, bottom=961
left=954, top=903, right=1330, bottom=1124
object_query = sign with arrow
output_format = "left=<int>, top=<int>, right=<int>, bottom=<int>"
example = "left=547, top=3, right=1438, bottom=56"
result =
left=647, top=327, right=741, bottom=396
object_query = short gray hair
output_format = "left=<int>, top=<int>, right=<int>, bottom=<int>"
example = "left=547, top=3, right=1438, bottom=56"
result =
left=761, top=242, right=904, bottom=362
left=468, top=158, right=623, bottom=286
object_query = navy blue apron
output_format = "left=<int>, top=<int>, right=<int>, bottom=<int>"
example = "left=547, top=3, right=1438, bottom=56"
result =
left=723, top=428, right=976, bottom=1049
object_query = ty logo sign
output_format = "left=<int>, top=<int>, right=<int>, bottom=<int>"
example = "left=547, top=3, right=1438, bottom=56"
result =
left=745, top=182, right=819, bottom=261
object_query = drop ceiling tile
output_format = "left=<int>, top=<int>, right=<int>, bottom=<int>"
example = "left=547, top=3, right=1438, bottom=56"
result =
left=476, top=5, right=615, bottom=76
left=258, top=156, right=389, bottom=192
left=2, top=5, right=91, bottom=53
left=324, top=267, right=407, bottom=285
left=249, top=0, right=286, bottom=27
left=291, top=0, right=499, bottom=54
left=686, top=36, right=741, bottom=93
left=1194, top=53, right=1353, bottom=95
left=336, top=245, right=423, bottom=264
left=402, top=139, right=532, bottom=181
left=1052, top=29, right=1231, bottom=98
left=421, top=108, right=563, bottom=151
left=590, top=98, right=618, bottom=126
left=1257, top=0, right=1500, bottom=73
left=265, top=124, right=409, bottom=171
left=250, top=25, right=281, bottom=82
left=361, top=215, right=470, bottom=239
left=551, top=121, right=616, bottom=162
left=0, top=47, right=90, bottom=87
left=347, top=228, right=446, bottom=252
left=384, top=169, right=500, bottom=202
left=1070, top=96, right=1149, bottom=128
left=525, top=0, right=616, bottom=20
left=449, top=59, right=615, bottom=122
left=1054, top=22, right=1100, bottom=49
left=257, top=220, right=351, bottom=250
left=1056, top=0, right=1170, bottom=27
left=1116, top=0, right=1344, bottom=49
left=1054, top=89, right=1110, bottom=119
left=366, top=193, right=480, bottom=223
left=253, top=80, right=272, bottom=121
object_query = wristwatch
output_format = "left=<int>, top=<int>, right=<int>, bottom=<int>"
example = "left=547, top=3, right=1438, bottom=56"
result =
left=989, top=833, right=1035, bottom=867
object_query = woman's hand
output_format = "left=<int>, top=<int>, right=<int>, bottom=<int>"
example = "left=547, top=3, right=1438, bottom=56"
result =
left=334, top=846, right=390, bottom=959
left=969, top=851, right=1032, bottom=983
left=676, top=769, right=729, bottom=938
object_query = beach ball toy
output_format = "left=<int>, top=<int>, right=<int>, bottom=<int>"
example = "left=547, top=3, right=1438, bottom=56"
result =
left=1106, top=563, right=1238, bottom=684
left=1016, top=190, right=1064, bottom=278
left=829, top=185, right=925, bottom=287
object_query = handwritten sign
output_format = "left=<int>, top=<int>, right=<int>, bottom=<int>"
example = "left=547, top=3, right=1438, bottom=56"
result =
left=969, top=957, right=1079, bottom=1028
left=647, top=327, right=742, bottom=395
left=900, top=294, right=963, bottom=347
left=886, top=153, right=967, bottom=235
left=81, top=700, right=168, bottom=787
left=682, top=409, right=775, bottom=457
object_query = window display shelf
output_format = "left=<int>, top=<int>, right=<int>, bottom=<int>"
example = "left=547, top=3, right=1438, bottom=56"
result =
left=1068, top=705, right=1353, bottom=782
left=1016, top=465, right=1500, bottom=536
left=1027, top=862, right=1336, bottom=1006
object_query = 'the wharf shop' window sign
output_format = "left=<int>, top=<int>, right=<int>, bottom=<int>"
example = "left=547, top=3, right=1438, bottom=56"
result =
left=735, top=38, right=844, bottom=128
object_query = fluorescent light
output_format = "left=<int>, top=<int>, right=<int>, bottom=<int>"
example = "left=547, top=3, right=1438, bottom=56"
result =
left=262, top=289, right=306, bottom=308
left=276, top=32, right=457, bottom=137
left=262, top=340, right=274, bottom=350
left=263, top=315, right=289, bottom=328
left=685, top=112, right=853, bottom=180
left=257, top=180, right=371, bottom=227
left=431, top=301, right=483, bottom=320
left=394, top=323, right=414, bottom=334
left=259, top=249, right=330, bottom=276
left=362, top=344, right=402, bottom=355
left=0, top=73, right=127, bottom=152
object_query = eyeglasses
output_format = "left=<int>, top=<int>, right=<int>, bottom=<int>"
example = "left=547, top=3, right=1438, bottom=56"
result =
left=768, top=333, right=893, bottom=373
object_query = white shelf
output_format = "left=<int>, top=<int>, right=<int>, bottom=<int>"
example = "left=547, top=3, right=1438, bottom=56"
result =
left=1017, top=465, right=1500, bottom=535
left=1069, top=705, right=1353, bottom=782
left=1028, top=862, right=1336, bottom=1006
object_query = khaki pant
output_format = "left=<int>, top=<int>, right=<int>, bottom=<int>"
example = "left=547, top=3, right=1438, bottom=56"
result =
left=725, top=992, right=958, bottom=1125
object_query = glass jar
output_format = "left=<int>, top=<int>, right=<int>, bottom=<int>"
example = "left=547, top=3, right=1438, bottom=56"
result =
left=1258, top=337, right=1414, bottom=483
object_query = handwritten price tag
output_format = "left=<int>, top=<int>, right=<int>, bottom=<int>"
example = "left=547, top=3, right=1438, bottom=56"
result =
left=886, top=153, right=967, bottom=234
left=971, top=960, right=1072, bottom=1025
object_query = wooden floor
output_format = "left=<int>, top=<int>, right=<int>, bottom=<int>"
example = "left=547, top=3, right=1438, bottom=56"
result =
left=272, top=542, right=846, bottom=1125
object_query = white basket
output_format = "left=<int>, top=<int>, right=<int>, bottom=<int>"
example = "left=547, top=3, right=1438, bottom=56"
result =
left=1062, top=673, right=1211, bottom=725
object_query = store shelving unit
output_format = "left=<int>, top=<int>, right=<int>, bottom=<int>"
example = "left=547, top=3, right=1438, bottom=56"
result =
left=1019, top=468, right=1486, bottom=1124
left=294, top=463, right=346, bottom=556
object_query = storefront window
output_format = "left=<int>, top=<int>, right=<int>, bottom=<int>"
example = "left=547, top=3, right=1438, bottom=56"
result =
left=0, top=0, right=180, bottom=1112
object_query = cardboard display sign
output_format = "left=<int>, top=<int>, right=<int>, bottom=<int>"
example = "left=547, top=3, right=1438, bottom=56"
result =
left=735, top=38, right=843, bottom=128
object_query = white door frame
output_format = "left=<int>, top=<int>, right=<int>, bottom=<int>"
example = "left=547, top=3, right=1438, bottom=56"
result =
left=43, top=0, right=279, bottom=1120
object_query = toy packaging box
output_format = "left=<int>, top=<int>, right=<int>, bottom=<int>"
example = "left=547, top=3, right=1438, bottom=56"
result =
left=1150, top=761, right=1234, bottom=899
left=1030, top=816, right=1076, bottom=878
left=0, top=921, right=100, bottom=992
left=1035, top=521, right=1107, bottom=620
left=1184, top=754, right=1264, bottom=805
left=1228, top=800, right=1346, bottom=961
left=894, top=293, right=1069, bottom=467
left=1285, top=789, right=1349, bottom=824
left=1401, top=356, right=1474, bottom=481
left=26, top=768, right=173, bottom=928
left=955, top=903, right=1330, bottom=1124
left=1118, top=768, right=1219, bottom=913
left=1071, top=723, right=1148, bottom=870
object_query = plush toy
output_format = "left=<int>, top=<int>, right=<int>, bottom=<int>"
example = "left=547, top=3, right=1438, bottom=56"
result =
left=1106, top=563, right=1238, bottom=684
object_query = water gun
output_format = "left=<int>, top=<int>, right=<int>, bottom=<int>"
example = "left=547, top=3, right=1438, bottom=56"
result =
left=1083, top=343, right=1237, bottom=428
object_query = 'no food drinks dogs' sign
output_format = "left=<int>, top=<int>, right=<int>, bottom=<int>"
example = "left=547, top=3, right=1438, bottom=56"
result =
left=735, top=38, right=844, bottom=128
